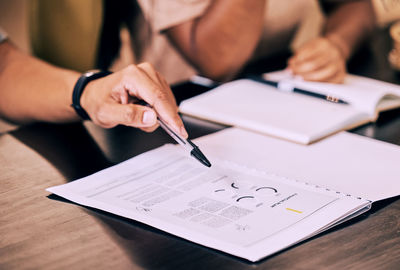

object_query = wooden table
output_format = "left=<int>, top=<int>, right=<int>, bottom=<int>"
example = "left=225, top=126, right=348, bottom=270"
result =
left=1, top=28, right=400, bottom=270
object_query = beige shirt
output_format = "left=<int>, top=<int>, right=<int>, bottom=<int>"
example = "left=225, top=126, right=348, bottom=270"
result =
left=0, top=0, right=325, bottom=84
left=133, top=0, right=325, bottom=84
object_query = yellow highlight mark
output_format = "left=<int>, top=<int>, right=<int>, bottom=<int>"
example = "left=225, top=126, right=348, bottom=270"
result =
left=286, top=208, right=303, bottom=214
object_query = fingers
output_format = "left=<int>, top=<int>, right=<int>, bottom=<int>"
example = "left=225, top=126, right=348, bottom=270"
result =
left=288, top=49, right=331, bottom=74
left=140, top=125, right=159, bottom=133
left=290, top=38, right=325, bottom=63
left=122, top=63, right=188, bottom=138
left=288, top=38, right=346, bottom=83
left=95, top=103, right=159, bottom=130
left=300, top=63, right=345, bottom=83
left=289, top=53, right=345, bottom=83
left=110, top=84, right=130, bottom=104
left=82, top=63, right=188, bottom=136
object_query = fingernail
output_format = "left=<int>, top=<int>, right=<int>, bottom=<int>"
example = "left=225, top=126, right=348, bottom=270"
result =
left=142, top=110, right=156, bottom=125
left=180, top=126, right=188, bottom=138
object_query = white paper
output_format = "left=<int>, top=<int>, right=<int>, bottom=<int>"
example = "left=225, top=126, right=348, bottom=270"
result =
left=196, top=128, right=400, bottom=202
left=47, top=138, right=370, bottom=261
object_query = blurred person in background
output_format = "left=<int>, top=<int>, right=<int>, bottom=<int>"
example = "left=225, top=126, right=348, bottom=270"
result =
left=133, top=0, right=375, bottom=83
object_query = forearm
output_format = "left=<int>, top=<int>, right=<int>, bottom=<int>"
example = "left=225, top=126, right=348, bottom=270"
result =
left=0, top=42, right=80, bottom=124
left=0, top=42, right=187, bottom=135
left=323, top=0, right=375, bottom=60
left=167, top=0, right=266, bottom=81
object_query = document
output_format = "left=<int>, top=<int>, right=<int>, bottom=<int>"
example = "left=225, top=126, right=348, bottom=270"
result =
left=196, top=128, right=400, bottom=202
left=179, top=70, right=400, bottom=144
left=46, top=128, right=400, bottom=261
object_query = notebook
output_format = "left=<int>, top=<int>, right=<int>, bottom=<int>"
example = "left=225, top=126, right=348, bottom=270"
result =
left=179, top=70, right=400, bottom=144
left=46, top=128, right=400, bottom=262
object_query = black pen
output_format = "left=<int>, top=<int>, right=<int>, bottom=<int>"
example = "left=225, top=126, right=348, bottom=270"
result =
left=157, top=117, right=211, bottom=167
left=248, top=75, right=349, bottom=105
left=137, top=100, right=211, bottom=168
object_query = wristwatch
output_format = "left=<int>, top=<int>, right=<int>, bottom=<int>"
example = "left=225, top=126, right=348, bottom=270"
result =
left=71, top=70, right=111, bottom=120
left=0, top=27, right=8, bottom=44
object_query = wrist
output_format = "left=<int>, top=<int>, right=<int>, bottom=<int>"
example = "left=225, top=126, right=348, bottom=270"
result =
left=71, top=70, right=111, bottom=120
left=66, top=72, right=81, bottom=119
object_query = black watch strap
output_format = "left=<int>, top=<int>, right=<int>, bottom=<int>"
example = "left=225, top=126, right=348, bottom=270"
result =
left=71, top=70, right=111, bottom=120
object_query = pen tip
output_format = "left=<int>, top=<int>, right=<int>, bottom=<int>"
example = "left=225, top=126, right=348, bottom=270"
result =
left=191, top=148, right=212, bottom=168
left=203, top=160, right=212, bottom=168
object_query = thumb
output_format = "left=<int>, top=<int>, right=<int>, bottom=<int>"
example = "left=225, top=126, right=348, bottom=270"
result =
left=94, top=103, right=158, bottom=128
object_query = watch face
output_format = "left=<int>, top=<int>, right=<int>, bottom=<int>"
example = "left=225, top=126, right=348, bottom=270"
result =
left=0, top=27, right=8, bottom=43
left=84, top=69, right=101, bottom=77
left=84, top=71, right=96, bottom=77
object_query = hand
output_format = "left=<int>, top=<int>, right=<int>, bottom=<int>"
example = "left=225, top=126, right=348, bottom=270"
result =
left=80, top=63, right=188, bottom=138
left=287, top=37, right=347, bottom=83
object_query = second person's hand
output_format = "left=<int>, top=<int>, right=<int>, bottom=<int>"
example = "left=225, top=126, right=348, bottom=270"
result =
left=287, top=37, right=347, bottom=84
